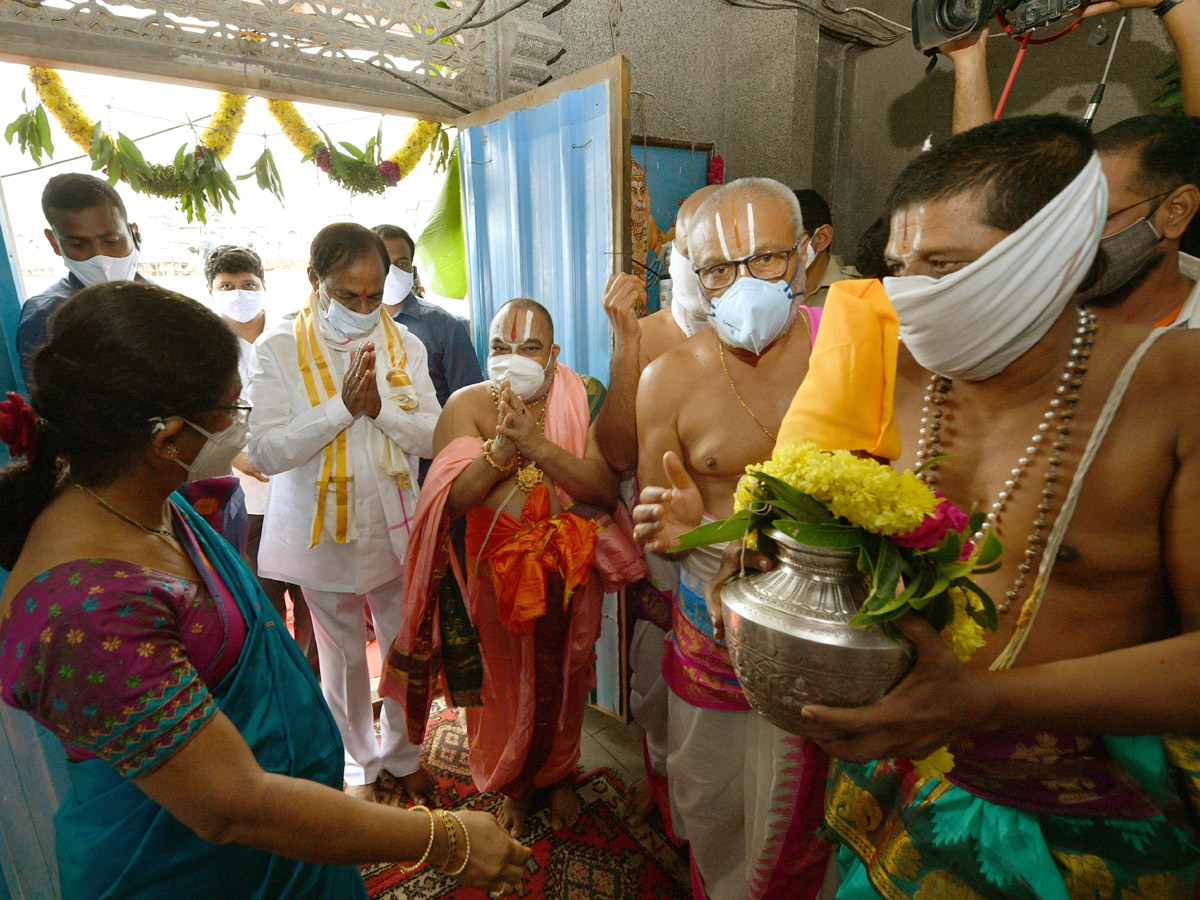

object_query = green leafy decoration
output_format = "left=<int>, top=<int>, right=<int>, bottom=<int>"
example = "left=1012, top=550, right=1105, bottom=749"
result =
left=3, top=91, right=54, bottom=166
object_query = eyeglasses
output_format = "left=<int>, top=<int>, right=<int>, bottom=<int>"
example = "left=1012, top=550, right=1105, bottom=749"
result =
left=694, top=244, right=800, bottom=292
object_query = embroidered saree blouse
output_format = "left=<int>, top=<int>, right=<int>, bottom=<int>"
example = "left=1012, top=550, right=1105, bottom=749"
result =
left=1, top=548, right=246, bottom=779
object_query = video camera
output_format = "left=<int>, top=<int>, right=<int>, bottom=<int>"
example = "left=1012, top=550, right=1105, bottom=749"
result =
left=912, top=0, right=1084, bottom=52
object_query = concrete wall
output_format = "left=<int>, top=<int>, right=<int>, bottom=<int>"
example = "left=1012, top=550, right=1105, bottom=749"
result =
left=547, top=1, right=1180, bottom=254
left=829, top=1, right=1180, bottom=254
left=545, top=0, right=820, bottom=189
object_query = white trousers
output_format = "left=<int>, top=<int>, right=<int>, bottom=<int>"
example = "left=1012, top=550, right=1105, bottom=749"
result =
left=629, top=619, right=670, bottom=773
left=302, top=574, right=421, bottom=785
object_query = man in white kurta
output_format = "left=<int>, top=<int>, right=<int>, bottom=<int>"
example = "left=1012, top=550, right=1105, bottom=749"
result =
left=247, top=223, right=441, bottom=801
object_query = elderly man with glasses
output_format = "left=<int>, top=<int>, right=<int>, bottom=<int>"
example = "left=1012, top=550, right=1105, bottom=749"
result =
left=631, top=177, right=834, bottom=900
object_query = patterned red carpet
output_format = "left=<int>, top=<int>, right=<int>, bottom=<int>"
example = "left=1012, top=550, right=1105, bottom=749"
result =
left=362, top=705, right=690, bottom=899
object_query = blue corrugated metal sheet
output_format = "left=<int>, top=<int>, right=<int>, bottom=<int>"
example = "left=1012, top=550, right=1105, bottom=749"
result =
left=459, top=81, right=614, bottom=381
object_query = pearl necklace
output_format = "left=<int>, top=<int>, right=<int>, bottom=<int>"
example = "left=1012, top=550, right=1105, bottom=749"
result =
left=915, top=306, right=1098, bottom=613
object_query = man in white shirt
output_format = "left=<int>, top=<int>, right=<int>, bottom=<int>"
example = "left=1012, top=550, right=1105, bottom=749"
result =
left=248, top=223, right=441, bottom=803
left=205, top=244, right=319, bottom=675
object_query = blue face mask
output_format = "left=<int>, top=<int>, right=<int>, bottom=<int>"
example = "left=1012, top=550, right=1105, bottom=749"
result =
left=707, top=270, right=800, bottom=356
left=322, top=289, right=381, bottom=339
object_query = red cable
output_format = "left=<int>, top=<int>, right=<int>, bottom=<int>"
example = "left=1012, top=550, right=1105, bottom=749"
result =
left=994, top=31, right=1031, bottom=119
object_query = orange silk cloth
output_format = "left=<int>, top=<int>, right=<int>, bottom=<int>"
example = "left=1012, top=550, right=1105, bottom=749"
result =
left=776, top=279, right=902, bottom=460
left=466, top=485, right=598, bottom=635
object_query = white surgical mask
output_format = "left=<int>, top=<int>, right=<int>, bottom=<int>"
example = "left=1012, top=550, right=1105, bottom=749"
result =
left=219, top=288, right=264, bottom=323
left=321, top=290, right=381, bottom=340
left=383, top=265, right=415, bottom=308
left=884, top=154, right=1106, bottom=381
left=174, top=415, right=251, bottom=482
left=668, top=248, right=709, bottom=337
left=63, top=248, right=139, bottom=287
left=488, top=353, right=551, bottom=400
left=804, top=241, right=819, bottom=270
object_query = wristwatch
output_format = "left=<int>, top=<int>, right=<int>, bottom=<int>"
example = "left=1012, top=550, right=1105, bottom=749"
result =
left=1154, top=0, right=1187, bottom=18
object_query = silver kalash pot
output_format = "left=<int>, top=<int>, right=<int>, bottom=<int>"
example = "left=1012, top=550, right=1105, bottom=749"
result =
left=723, top=528, right=913, bottom=739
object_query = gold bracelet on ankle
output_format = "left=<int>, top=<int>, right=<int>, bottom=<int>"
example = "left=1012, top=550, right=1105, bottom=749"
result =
left=481, top=439, right=516, bottom=474
left=443, top=810, right=471, bottom=877
left=398, top=805, right=436, bottom=873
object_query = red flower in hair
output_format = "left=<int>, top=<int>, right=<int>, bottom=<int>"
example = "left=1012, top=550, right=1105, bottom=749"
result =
left=0, top=392, right=38, bottom=460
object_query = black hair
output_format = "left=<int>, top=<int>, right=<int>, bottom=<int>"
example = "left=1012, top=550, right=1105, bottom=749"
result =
left=1095, top=115, right=1200, bottom=255
left=848, top=215, right=892, bottom=280
left=205, top=244, right=265, bottom=285
left=372, top=224, right=416, bottom=256
left=41, top=173, right=128, bottom=222
left=499, top=298, right=555, bottom=345
left=888, top=114, right=1094, bottom=232
left=310, top=223, right=391, bottom=281
left=793, top=189, right=832, bottom=232
left=0, top=282, right=239, bottom=570
left=1095, top=114, right=1200, bottom=196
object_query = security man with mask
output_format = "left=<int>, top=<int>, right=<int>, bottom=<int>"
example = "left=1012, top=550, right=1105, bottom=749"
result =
left=17, top=173, right=142, bottom=382
left=1080, top=115, right=1200, bottom=327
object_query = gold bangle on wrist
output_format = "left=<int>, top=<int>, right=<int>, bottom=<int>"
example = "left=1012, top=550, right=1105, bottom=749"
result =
left=443, top=810, right=471, bottom=877
left=481, top=439, right=516, bottom=474
left=398, top=805, right=436, bottom=873
left=434, top=809, right=457, bottom=871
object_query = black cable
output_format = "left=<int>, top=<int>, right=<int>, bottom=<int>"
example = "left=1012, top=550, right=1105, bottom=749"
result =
left=368, top=61, right=470, bottom=115
left=433, top=0, right=488, bottom=42
left=461, top=0, right=536, bottom=31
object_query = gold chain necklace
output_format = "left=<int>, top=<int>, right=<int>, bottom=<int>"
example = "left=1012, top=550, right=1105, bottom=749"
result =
left=72, top=480, right=182, bottom=550
left=716, top=308, right=810, bottom=444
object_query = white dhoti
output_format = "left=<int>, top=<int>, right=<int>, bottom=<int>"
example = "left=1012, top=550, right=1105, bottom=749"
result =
left=665, top=543, right=833, bottom=900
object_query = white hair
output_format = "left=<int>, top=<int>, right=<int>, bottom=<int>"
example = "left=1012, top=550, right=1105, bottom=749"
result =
left=688, top=177, right=805, bottom=260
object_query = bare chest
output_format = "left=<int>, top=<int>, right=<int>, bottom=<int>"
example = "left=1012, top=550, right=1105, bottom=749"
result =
left=894, top=368, right=1177, bottom=663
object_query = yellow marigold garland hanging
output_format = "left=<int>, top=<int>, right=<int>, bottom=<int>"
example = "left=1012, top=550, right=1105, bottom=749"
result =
left=265, top=100, right=448, bottom=195
left=199, top=92, right=249, bottom=161
left=23, top=67, right=247, bottom=223
left=29, top=68, right=94, bottom=153
left=9, top=67, right=450, bottom=216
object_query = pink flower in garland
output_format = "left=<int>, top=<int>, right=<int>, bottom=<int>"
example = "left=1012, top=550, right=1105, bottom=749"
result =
left=892, top=494, right=970, bottom=551
left=316, top=148, right=331, bottom=173
left=378, top=160, right=402, bottom=187
left=708, top=154, right=724, bottom=185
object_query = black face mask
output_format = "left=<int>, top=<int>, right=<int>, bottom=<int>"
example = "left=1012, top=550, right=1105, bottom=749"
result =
left=1076, top=216, right=1164, bottom=303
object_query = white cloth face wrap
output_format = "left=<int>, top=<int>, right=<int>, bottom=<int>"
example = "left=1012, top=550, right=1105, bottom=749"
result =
left=883, top=154, right=1107, bottom=381
left=668, top=246, right=710, bottom=338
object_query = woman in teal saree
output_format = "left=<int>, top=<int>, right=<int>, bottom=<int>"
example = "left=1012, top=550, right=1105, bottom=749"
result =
left=0, top=282, right=529, bottom=899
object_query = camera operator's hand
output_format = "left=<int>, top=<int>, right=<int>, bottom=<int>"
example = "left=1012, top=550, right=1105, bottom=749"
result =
left=1080, top=0, right=1166, bottom=15
left=938, top=27, right=987, bottom=60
